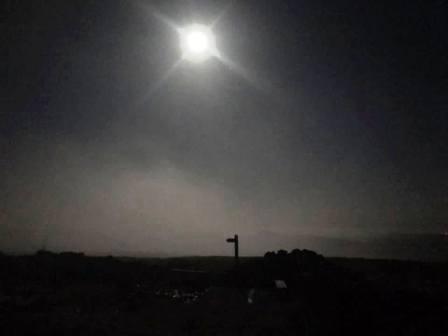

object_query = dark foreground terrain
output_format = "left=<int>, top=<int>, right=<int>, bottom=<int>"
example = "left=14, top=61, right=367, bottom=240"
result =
left=1, top=250, right=447, bottom=335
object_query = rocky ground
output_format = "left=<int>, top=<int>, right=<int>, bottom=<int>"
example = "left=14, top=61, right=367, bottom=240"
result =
left=1, top=251, right=447, bottom=335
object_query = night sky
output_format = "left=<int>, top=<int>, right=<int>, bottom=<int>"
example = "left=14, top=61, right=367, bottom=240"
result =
left=2, top=0, right=448, bottom=256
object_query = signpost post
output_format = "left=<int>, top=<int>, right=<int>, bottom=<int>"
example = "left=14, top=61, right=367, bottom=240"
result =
left=226, top=234, right=239, bottom=266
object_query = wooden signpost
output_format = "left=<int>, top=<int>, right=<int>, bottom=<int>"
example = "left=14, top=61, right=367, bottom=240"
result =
left=226, top=234, right=239, bottom=265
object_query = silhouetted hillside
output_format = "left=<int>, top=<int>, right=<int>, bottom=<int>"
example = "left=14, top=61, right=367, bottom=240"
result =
left=246, top=232, right=448, bottom=261
left=1, top=250, right=447, bottom=335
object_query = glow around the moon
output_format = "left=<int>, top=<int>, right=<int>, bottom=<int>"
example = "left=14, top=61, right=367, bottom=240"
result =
left=179, top=24, right=218, bottom=63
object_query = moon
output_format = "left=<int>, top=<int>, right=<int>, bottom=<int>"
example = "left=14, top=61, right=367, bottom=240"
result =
left=179, top=24, right=218, bottom=63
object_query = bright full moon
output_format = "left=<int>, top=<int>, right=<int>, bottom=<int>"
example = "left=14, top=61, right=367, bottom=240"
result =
left=179, top=24, right=218, bottom=63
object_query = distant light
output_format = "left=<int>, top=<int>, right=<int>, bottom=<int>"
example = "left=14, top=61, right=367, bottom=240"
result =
left=179, top=24, right=218, bottom=63
left=274, top=280, right=288, bottom=289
